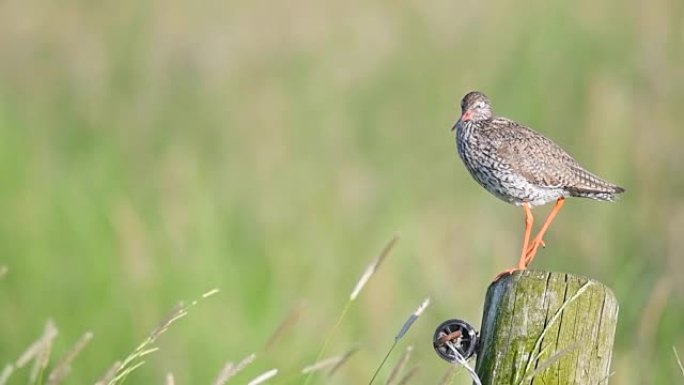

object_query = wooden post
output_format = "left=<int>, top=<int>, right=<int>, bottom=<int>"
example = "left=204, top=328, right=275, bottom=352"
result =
left=475, top=270, right=619, bottom=385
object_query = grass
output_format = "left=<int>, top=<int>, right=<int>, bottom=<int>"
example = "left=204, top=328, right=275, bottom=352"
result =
left=673, top=347, right=684, bottom=378
left=105, top=289, right=219, bottom=385
left=303, top=236, right=396, bottom=385
left=369, top=297, right=430, bottom=384
left=0, top=0, right=683, bottom=383
left=518, top=281, right=593, bottom=385
left=0, top=244, right=430, bottom=384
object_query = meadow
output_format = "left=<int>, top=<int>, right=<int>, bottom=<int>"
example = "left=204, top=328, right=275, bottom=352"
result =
left=0, top=0, right=683, bottom=383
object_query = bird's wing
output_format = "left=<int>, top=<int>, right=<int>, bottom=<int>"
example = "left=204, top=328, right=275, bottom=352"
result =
left=485, top=118, right=604, bottom=190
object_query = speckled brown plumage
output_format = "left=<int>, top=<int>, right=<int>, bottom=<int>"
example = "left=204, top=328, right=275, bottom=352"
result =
left=452, top=91, right=625, bottom=278
left=454, top=91, right=624, bottom=207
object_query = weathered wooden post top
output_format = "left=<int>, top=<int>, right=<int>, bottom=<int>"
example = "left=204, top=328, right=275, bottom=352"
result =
left=434, top=270, right=619, bottom=385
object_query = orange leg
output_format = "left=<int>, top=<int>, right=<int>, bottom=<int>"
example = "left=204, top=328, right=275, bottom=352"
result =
left=523, top=198, right=565, bottom=267
left=494, top=203, right=534, bottom=281
left=518, top=203, right=534, bottom=269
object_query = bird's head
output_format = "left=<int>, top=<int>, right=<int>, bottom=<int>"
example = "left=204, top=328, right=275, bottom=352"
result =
left=453, top=91, right=492, bottom=129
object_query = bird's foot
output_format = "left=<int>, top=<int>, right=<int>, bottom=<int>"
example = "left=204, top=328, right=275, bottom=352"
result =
left=526, top=239, right=546, bottom=254
left=523, top=238, right=546, bottom=265
left=493, top=267, right=525, bottom=282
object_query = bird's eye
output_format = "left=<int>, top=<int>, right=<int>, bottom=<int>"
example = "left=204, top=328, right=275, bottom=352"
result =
left=478, top=102, right=486, bottom=109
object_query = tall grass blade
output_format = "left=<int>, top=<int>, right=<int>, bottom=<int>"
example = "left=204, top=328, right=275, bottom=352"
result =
left=105, top=288, right=218, bottom=385
left=674, top=346, right=684, bottom=377
left=385, top=346, right=413, bottom=385
left=369, top=297, right=430, bottom=385
left=304, top=236, right=398, bottom=385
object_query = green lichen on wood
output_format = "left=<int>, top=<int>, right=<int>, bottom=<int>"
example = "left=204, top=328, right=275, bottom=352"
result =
left=475, top=270, right=619, bottom=385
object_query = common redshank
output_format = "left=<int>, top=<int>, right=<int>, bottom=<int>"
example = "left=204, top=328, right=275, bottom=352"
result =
left=452, top=91, right=624, bottom=278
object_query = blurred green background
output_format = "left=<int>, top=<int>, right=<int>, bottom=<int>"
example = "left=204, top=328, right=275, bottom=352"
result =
left=0, top=0, right=683, bottom=383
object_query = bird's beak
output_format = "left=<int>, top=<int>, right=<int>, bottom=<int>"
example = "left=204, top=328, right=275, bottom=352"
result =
left=461, top=110, right=473, bottom=122
left=451, top=121, right=458, bottom=131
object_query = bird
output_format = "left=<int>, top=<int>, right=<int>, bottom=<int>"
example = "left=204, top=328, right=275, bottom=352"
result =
left=452, top=91, right=624, bottom=279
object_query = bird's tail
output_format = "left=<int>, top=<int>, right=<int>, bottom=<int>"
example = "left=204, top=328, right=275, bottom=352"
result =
left=567, top=167, right=625, bottom=202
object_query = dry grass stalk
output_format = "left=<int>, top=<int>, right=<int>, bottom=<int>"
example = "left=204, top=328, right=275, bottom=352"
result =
left=229, top=353, right=256, bottom=380
left=212, top=353, right=256, bottom=384
left=395, top=366, right=419, bottom=385
left=264, top=302, right=305, bottom=351
left=385, top=346, right=413, bottom=385
left=350, top=236, right=398, bottom=301
left=165, top=373, right=175, bottom=385
left=212, top=362, right=234, bottom=385
left=638, top=278, right=670, bottom=345
left=304, top=237, right=398, bottom=385
left=33, top=341, right=52, bottom=383
left=47, top=331, right=94, bottom=385
left=674, top=347, right=684, bottom=377
left=0, top=365, right=13, bottom=385
left=246, top=368, right=277, bottom=385
left=301, top=356, right=342, bottom=374
left=202, top=288, right=220, bottom=298
left=16, top=320, right=58, bottom=368
left=105, top=288, right=219, bottom=385
left=327, top=347, right=358, bottom=377
left=522, top=342, right=580, bottom=382
left=11, top=319, right=58, bottom=384
left=436, top=366, right=458, bottom=385
left=0, top=266, right=7, bottom=279
left=520, top=281, right=592, bottom=384
left=94, top=361, right=122, bottom=385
